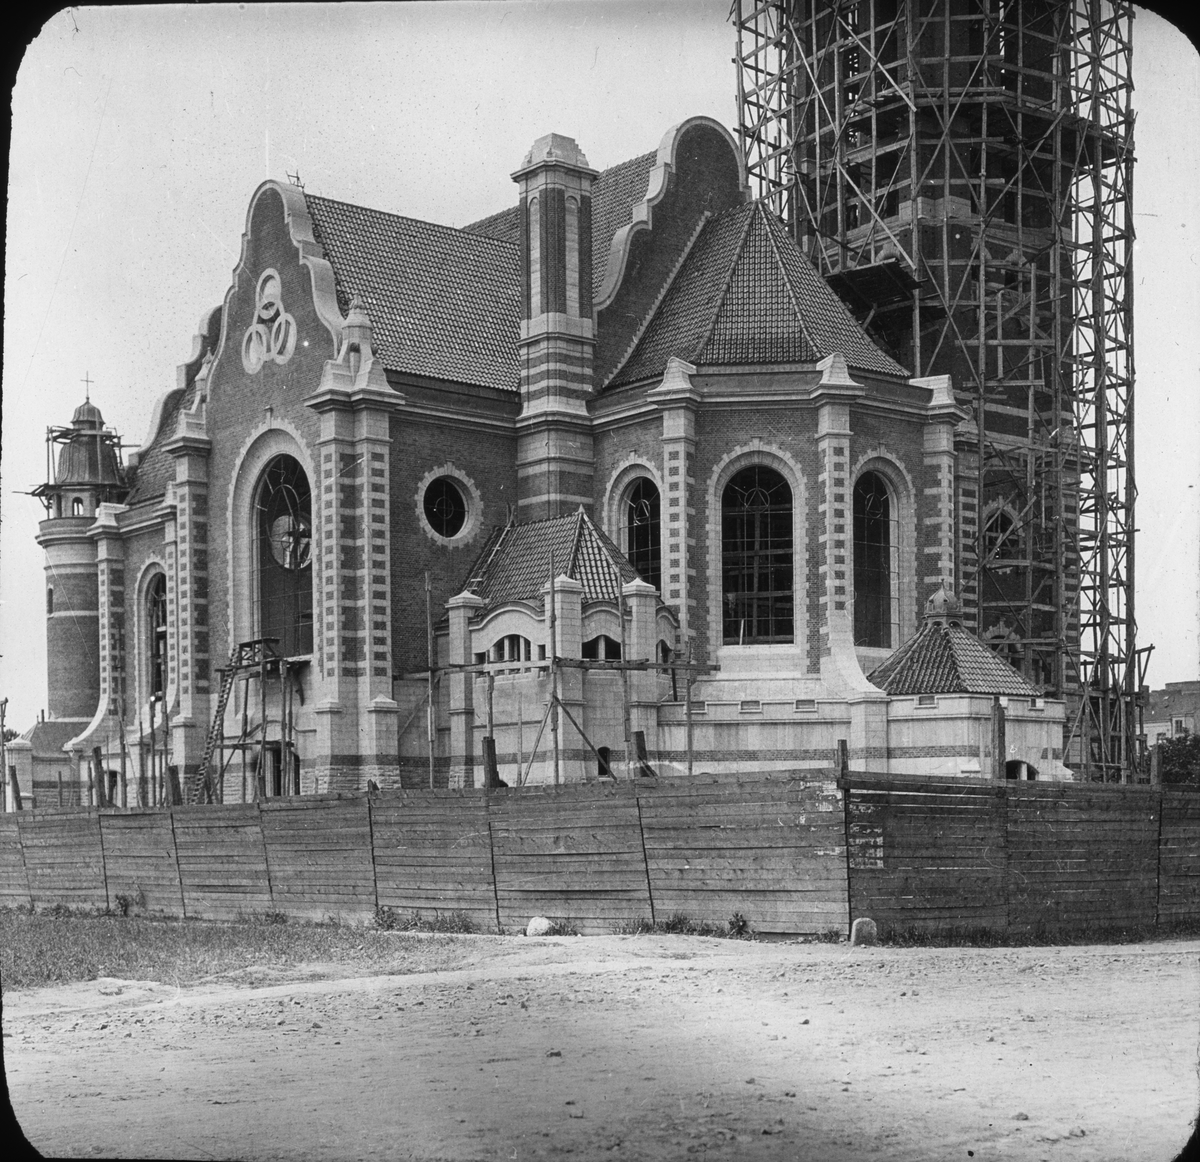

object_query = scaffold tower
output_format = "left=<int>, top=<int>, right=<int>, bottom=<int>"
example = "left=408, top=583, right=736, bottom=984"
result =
left=734, top=0, right=1141, bottom=780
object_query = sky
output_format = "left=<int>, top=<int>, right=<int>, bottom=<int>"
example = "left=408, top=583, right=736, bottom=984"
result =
left=2, top=1, right=1198, bottom=732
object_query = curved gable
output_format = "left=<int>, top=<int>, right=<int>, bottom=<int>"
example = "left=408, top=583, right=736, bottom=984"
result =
left=593, top=117, right=748, bottom=386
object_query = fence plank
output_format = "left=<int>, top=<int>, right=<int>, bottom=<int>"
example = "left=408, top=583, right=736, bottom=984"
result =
left=18, top=811, right=108, bottom=911
left=370, top=793, right=497, bottom=931
left=640, top=777, right=847, bottom=935
left=0, top=815, right=31, bottom=907
left=1006, top=785, right=1158, bottom=932
left=259, top=798, right=376, bottom=922
left=99, top=812, right=184, bottom=917
left=844, top=778, right=1005, bottom=936
left=490, top=783, right=650, bottom=935
left=173, top=804, right=273, bottom=920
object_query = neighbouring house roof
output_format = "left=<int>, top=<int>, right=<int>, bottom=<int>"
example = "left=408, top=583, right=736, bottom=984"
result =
left=463, top=149, right=658, bottom=304
left=607, top=201, right=910, bottom=386
left=22, top=718, right=92, bottom=761
left=462, top=508, right=640, bottom=610
left=305, top=195, right=521, bottom=393
left=868, top=619, right=1042, bottom=697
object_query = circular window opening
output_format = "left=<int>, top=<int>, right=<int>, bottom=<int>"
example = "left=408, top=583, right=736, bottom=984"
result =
left=424, top=477, right=467, bottom=538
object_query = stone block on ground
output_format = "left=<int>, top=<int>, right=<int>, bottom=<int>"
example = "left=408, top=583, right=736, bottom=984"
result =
left=850, top=917, right=878, bottom=946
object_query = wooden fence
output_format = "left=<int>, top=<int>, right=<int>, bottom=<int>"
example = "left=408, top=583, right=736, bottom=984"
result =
left=2, top=773, right=1197, bottom=938
left=841, top=774, right=1198, bottom=937
left=0, top=773, right=847, bottom=936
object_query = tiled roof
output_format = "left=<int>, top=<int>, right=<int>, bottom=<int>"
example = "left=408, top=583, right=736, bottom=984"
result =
left=589, top=151, right=656, bottom=298
left=305, top=194, right=521, bottom=392
left=124, top=386, right=189, bottom=505
left=867, top=620, right=1042, bottom=697
left=608, top=201, right=909, bottom=386
left=23, top=718, right=92, bottom=759
left=462, top=205, right=520, bottom=247
left=464, top=509, right=639, bottom=609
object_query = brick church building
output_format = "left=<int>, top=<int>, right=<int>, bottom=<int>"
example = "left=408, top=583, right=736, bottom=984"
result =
left=15, top=116, right=1068, bottom=807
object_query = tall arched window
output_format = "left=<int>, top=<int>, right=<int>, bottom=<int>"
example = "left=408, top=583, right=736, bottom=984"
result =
left=721, top=466, right=793, bottom=645
left=853, top=472, right=894, bottom=648
left=72, top=497, right=84, bottom=517
left=565, top=196, right=580, bottom=316
left=528, top=196, right=541, bottom=316
left=625, top=478, right=661, bottom=593
left=257, top=455, right=313, bottom=657
left=148, top=572, right=168, bottom=701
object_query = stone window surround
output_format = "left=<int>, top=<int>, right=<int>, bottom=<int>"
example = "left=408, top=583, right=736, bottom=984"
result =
left=848, top=449, right=917, bottom=661
left=602, top=457, right=664, bottom=563
left=414, top=463, right=484, bottom=549
left=704, top=442, right=808, bottom=668
left=133, top=558, right=168, bottom=712
left=227, top=422, right=318, bottom=656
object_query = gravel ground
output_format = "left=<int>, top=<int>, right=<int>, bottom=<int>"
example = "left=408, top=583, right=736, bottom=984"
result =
left=4, top=934, right=1198, bottom=1161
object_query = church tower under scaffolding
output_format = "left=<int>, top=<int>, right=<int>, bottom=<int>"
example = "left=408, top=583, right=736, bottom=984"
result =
left=735, top=0, right=1143, bottom=779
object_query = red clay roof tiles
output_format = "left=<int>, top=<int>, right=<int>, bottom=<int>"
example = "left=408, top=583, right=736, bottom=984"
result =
left=867, top=620, right=1042, bottom=697
left=464, top=509, right=639, bottom=610
left=608, top=201, right=909, bottom=386
left=306, top=194, right=521, bottom=392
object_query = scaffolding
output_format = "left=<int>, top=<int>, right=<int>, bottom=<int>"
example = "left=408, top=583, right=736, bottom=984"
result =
left=734, top=0, right=1141, bottom=780
left=190, top=639, right=302, bottom=804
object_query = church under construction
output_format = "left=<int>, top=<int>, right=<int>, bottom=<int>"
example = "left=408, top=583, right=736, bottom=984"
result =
left=11, top=104, right=1074, bottom=810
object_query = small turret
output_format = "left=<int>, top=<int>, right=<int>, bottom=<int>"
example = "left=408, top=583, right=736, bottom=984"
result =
left=36, top=397, right=127, bottom=520
left=34, top=393, right=128, bottom=721
left=511, top=134, right=599, bottom=520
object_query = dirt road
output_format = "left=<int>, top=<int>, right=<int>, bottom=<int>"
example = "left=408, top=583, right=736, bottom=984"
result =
left=5, top=934, right=1197, bottom=1161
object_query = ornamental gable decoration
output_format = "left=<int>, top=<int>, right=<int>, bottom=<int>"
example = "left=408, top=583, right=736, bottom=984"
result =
left=241, top=268, right=297, bottom=373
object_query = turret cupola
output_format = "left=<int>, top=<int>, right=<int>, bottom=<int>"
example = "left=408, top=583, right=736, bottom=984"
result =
left=35, top=395, right=127, bottom=520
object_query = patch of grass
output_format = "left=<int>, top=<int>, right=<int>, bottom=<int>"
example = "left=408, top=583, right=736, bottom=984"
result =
left=542, top=917, right=581, bottom=937
left=610, top=912, right=753, bottom=939
left=375, top=906, right=476, bottom=934
left=878, top=918, right=1200, bottom=948
left=0, top=908, right=472, bottom=993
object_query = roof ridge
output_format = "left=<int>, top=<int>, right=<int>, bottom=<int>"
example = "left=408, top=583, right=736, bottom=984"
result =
left=567, top=506, right=587, bottom=579
left=465, top=521, right=513, bottom=594
left=601, top=209, right=714, bottom=389
left=305, top=192, right=519, bottom=250
left=693, top=202, right=762, bottom=366
left=758, top=204, right=825, bottom=360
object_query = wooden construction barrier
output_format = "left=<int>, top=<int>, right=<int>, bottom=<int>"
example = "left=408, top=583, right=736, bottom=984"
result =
left=0, top=815, right=30, bottom=908
left=371, top=791, right=497, bottom=931
left=1005, top=782, right=1159, bottom=933
left=258, top=795, right=376, bottom=923
left=98, top=811, right=185, bottom=918
left=172, top=804, right=273, bottom=921
left=3, top=774, right=1200, bottom=939
left=489, top=783, right=651, bottom=935
left=841, top=775, right=1172, bottom=938
left=18, top=809, right=108, bottom=912
left=845, top=775, right=1006, bottom=934
left=1158, top=789, right=1200, bottom=925
left=639, top=773, right=849, bottom=934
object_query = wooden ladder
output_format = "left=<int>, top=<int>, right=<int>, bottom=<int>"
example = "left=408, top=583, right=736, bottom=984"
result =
left=188, top=654, right=238, bottom=804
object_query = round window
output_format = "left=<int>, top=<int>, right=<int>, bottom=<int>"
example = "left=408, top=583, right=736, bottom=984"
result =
left=424, top=477, right=467, bottom=538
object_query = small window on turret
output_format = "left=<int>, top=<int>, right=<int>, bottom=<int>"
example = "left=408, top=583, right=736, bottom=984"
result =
left=72, top=498, right=84, bottom=518
left=46, top=588, right=54, bottom=615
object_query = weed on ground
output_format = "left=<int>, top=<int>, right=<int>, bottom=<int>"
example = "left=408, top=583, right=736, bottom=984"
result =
left=0, top=907, right=473, bottom=993
left=878, top=918, right=1200, bottom=948
left=375, top=906, right=476, bottom=933
left=611, top=912, right=754, bottom=939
